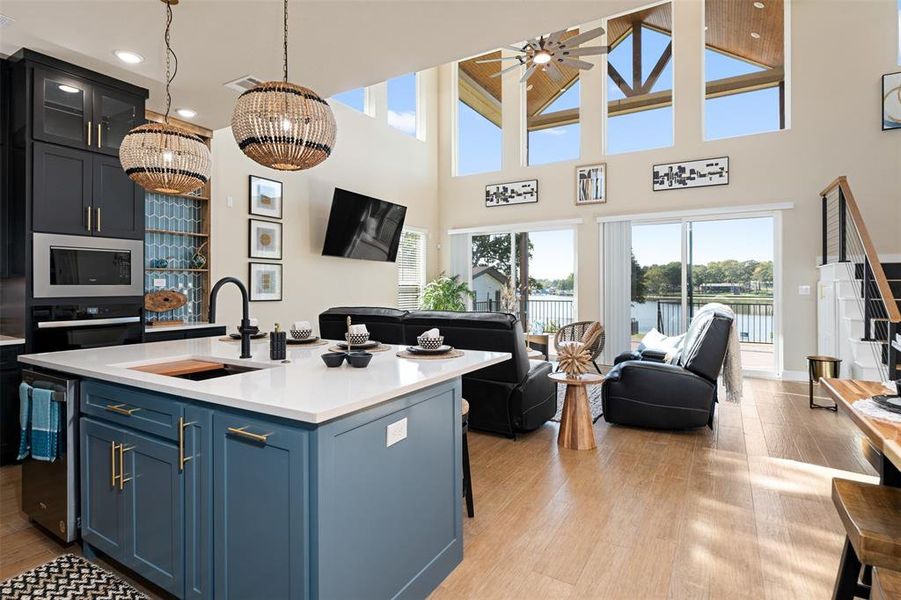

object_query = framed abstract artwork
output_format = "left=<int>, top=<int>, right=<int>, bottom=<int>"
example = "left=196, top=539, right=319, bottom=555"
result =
left=248, top=218, right=283, bottom=260
left=575, top=164, right=606, bottom=205
left=249, top=262, right=282, bottom=302
left=652, top=157, right=729, bottom=191
left=882, top=72, right=901, bottom=131
left=485, top=180, right=538, bottom=207
left=249, top=175, right=283, bottom=219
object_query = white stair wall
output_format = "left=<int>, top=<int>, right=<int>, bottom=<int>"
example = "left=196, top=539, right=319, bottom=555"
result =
left=817, top=263, right=883, bottom=380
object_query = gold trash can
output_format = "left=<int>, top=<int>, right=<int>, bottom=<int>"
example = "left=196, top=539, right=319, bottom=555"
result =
left=807, top=355, right=841, bottom=411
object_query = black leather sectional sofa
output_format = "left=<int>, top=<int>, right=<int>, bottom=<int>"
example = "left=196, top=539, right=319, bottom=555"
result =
left=319, top=307, right=556, bottom=437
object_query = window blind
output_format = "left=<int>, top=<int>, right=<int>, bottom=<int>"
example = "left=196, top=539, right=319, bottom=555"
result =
left=397, top=229, right=426, bottom=310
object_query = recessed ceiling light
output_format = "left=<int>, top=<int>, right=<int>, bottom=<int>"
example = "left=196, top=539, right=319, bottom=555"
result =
left=114, top=50, right=144, bottom=65
left=58, top=84, right=80, bottom=94
left=176, top=108, right=197, bottom=119
left=750, top=32, right=761, bottom=39
left=753, top=1, right=765, bottom=8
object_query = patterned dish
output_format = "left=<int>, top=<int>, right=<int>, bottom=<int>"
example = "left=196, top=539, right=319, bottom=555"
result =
left=417, top=335, right=444, bottom=350
left=290, top=328, right=313, bottom=340
left=345, top=332, right=370, bottom=345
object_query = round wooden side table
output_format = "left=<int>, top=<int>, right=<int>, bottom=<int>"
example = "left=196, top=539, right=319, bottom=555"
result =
left=548, top=372, right=604, bottom=450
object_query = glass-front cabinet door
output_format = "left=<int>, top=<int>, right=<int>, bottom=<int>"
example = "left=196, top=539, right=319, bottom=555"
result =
left=93, top=86, right=142, bottom=156
left=33, top=67, right=92, bottom=149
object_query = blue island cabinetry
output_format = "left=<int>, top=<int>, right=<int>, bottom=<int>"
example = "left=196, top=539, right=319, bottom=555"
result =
left=79, top=378, right=463, bottom=599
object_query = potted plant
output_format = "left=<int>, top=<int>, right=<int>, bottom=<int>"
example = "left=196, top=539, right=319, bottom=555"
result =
left=419, top=274, right=475, bottom=311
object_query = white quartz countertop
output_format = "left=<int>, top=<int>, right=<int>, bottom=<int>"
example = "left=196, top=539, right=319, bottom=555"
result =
left=18, top=338, right=510, bottom=424
left=145, top=322, right=224, bottom=333
left=0, top=336, right=26, bottom=347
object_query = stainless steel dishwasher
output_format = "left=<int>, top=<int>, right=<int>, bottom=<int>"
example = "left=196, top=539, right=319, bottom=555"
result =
left=20, top=369, right=79, bottom=543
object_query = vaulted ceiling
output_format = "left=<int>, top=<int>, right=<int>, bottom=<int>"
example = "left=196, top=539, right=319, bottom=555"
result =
left=0, top=0, right=650, bottom=129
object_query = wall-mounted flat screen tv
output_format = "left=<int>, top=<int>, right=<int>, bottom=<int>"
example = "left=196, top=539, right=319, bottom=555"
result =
left=321, top=188, right=407, bottom=262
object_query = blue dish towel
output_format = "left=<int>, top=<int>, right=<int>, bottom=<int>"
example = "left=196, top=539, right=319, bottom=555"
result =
left=16, top=383, right=30, bottom=460
left=17, top=383, right=59, bottom=462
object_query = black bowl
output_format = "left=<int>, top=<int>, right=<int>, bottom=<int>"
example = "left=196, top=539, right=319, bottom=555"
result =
left=321, top=352, right=347, bottom=368
left=346, top=351, right=373, bottom=368
left=238, top=325, right=260, bottom=336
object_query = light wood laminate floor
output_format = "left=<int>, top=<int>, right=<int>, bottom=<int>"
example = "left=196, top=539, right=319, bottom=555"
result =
left=0, top=378, right=879, bottom=599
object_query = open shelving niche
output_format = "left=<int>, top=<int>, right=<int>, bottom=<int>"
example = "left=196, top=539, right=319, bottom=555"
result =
left=143, top=110, right=214, bottom=325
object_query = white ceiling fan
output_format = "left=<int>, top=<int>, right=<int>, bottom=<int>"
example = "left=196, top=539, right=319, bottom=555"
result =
left=477, top=26, right=608, bottom=83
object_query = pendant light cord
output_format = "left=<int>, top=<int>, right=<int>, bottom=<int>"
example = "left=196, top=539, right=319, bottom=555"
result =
left=163, top=1, right=179, bottom=122
left=283, top=0, right=289, bottom=82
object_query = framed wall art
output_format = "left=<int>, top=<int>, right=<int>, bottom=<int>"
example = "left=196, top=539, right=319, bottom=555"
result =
left=883, top=72, right=901, bottom=131
left=575, top=164, right=606, bottom=205
left=485, top=180, right=538, bottom=207
left=249, top=175, right=283, bottom=219
left=249, top=218, right=283, bottom=260
left=652, top=157, right=729, bottom=191
left=249, top=262, right=283, bottom=302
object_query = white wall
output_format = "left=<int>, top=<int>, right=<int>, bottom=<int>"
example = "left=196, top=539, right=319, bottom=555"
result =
left=436, top=0, right=901, bottom=372
left=209, top=69, right=440, bottom=332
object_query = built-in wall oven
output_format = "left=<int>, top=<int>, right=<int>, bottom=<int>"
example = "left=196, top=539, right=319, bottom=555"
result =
left=20, top=369, right=79, bottom=543
left=32, top=232, right=143, bottom=299
left=31, top=301, right=144, bottom=352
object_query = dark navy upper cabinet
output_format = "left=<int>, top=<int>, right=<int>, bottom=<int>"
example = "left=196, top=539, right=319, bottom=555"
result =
left=213, top=411, right=308, bottom=600
left=32, top=142, right=92, bottom=236
left=92, top=85, right=142, bottom=157
left=32, top=66, right=93, bottom=150
left=33, top=66, right=142, bottom=156
left=92, top=154, right=143, bottom=239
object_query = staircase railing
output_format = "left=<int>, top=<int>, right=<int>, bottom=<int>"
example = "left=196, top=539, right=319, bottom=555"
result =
left=820, top=176, right=899, bottom=379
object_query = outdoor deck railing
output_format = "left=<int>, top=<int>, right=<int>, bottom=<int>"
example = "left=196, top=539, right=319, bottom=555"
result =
left=473, top=297, right=575, bottom=330
left=655, top=299, right=774, bottom=344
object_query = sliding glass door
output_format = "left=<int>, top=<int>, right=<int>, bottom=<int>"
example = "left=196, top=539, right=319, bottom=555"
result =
left=470, top=228, right=576, bottom=333
left=629, top=215, right=777, bottom=373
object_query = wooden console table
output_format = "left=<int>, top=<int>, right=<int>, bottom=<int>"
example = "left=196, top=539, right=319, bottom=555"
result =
left=821, top=378, right=900, bottom=486
left=549, top=372, right=603, bottom=450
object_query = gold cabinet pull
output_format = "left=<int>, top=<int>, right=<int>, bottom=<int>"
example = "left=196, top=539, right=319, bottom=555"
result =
left=105, top=403, right=140, bottom=416
left=95, top=207, right=101, bottom=231
left=97, top=122, right=102, bottom=148
left=178, top=417, right=196, bottom=471
left=119, top=444, right=134, bottom=490
left=227, top=426, right=272, bottom=444
left=87, top=120, right=92, bottom=146
left=86, top=206, right=92, bottom=232
left=110, top=441, right=120, bottom=487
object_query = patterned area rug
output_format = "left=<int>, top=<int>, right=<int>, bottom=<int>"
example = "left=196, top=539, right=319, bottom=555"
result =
left=551, top=377, right=605, bottom=423
left=0, top=554, right=148, bottom=599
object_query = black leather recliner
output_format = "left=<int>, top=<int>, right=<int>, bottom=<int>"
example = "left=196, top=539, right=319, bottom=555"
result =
left=602, top=307, right=733, bottom=430
left=317, top=307, right=556, bottom=437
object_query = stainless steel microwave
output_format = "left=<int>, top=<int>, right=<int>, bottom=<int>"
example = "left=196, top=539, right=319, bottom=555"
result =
left=33, top=233, right=144, bottom=298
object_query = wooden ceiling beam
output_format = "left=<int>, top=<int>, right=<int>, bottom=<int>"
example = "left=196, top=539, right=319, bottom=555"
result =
left=458, top=70, right=502, bottom=128
left=528, top=107, right=579, bottom=130
left=607, top=64, right=633, bottom=98
left=640, top=41, right=672, bottom=94
left=607, top=67, right=784, bottom=117
left=705, top=66, right=784, bottom=98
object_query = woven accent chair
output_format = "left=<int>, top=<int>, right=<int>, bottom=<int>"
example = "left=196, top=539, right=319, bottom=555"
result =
left=553, top=321, right=605, bottom=374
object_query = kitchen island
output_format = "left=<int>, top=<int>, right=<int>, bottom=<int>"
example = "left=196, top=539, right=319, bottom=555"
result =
left=19, top=338, right=509, bottom=599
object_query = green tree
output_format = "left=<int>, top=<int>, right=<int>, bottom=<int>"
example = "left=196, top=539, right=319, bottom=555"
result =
left=631, top=252, right=646, bottom=303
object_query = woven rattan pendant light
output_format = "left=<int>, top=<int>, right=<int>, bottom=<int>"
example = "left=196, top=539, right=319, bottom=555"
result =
left=120, top=0, right=211, bottom=195
left=230, top=0, right=336, bottom=171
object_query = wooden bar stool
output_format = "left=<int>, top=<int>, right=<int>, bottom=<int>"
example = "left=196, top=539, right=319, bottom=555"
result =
left=831, top=478, right=901, bottom=599
left=462, top=399, right=474, bottom=518
left=872, top=568, right=901, bottom=600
